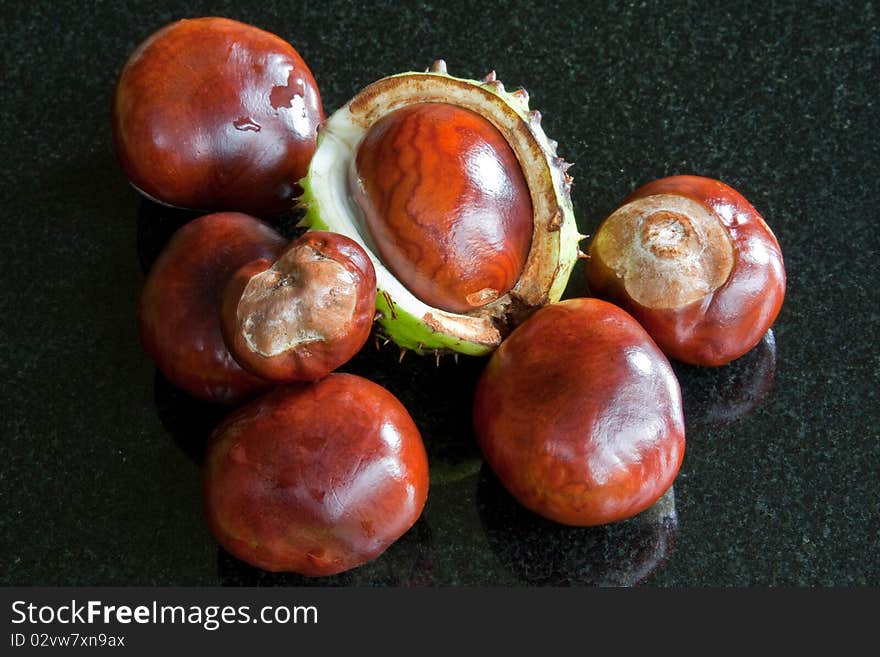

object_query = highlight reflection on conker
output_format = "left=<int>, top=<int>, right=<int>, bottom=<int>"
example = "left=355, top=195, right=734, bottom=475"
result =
left=351, top=102, right=533, bottom=313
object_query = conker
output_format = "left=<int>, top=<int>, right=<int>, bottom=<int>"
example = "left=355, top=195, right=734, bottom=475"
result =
left=138, top=212, right=287, bottom=404
left=203, top=374, right=429, bottom=576
left=112, top=17, right=324, bottom=217
left=585, top=175, right=785, bottom=366
left=220, top=231, right=377, bottom=382
left=473, top=298, right=685, bottom=526
left=350, top=102, right=533, bottom=313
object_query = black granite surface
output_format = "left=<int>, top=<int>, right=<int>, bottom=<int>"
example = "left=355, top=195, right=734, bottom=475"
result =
left=1, top=0, right=877, bottom=586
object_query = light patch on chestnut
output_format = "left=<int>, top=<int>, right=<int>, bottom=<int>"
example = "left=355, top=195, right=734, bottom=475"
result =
left=237, top=244, right=358, bottom=357
left=466, top=287, right=501, bottom=307
left=590, top=194, right=734, bottom=309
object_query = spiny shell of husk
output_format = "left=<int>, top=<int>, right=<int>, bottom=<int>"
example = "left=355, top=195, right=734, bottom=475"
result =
left=300, top=60, right=585, bottom=357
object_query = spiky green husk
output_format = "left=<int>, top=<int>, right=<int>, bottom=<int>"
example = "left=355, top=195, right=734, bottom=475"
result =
left=300, top=61, right=581, bottom=356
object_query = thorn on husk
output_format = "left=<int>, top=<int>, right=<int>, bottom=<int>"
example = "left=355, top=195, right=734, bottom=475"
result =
left=511, top=88, right=530, bottom=107
left=399, top=349, right=407, bottom=364
left=486, top=80, right=505, bottom=94
left=453, top=353, right=459, bottom=365
left=429, top=59, right=448, bottom=73
left=373, top=311, right=385, bottom=322
left=381, top=291, right=397, bottom=319
left=481, top=70, right=497, bottom=83
left=554, top=157, right=572, bottom=171
left=435, top=350, right=441, bottom=367
left=528, top=109, right=542, bottom=125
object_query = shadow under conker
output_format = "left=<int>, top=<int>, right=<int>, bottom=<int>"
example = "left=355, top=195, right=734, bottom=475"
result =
left=152, top=371, right=229, bottom=464
left=136, top=199, right=202, bottom=274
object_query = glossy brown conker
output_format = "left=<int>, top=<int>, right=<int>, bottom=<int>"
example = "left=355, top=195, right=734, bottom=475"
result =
left=473, top=298, right=685, bottom=526
left=586, top=175, right=786, bottom=366
left=203, top=374, right=429, bottom=576
left=220, top=231, right=377, bottom=382
left=350, top=102, right=533, bottom=313
left=112, top=17, right=324, bottom=217
left=138, top=212, right=287, bottom=404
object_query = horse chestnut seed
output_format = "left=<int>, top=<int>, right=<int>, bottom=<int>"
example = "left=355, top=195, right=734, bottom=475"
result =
left=112, top=17, right=324, bottom=217
left=138, top=212, right=287, bottom=404
left=350, top=102, right=533, bottom=313
left=473, top=298, right=685, bottom=526
left=203, top=373, right=429, bottom=575
left=586, top=175, right=785, bottom=366
left=220, top=231, right=377, bottom=382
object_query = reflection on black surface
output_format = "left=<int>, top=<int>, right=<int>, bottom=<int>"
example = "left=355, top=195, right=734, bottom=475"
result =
left=477, top=466, right=678, bottom=586
left=217, top=517, right=435, bottom=586
left=675, top=329, right=777, bottom=429
left=136, top=199, right=202, bottom=274
left=136, top=198, right=305, bottom=273
left=153, top=371, right=228, bottom=464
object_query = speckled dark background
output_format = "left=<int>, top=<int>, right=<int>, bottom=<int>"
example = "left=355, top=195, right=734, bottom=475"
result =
left=1, top=0, right=877, bottom=586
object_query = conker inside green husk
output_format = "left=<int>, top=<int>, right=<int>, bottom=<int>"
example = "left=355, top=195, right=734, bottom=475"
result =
left=351, top=102, right=533, bottom=314
left=301, top=61, right=582, bottom=356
